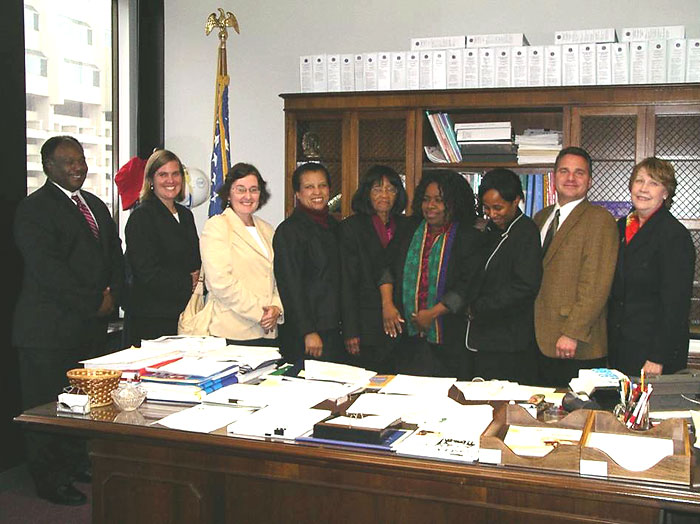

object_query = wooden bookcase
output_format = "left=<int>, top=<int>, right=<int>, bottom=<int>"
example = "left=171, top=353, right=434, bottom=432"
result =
left=281, top=84, right=700, bottom=329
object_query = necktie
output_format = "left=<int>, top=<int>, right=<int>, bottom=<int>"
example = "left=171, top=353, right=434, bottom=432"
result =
left=542, top=209, right=560, bottom=255
left=72, top=195, right=99, bottom=239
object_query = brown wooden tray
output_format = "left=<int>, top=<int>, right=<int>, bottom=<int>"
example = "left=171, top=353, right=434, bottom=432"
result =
left=479, top=403, right=591, bottom=473
left=580, top=410, right=691, bottom=485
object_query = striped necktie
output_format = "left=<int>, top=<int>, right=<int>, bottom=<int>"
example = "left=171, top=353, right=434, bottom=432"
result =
left=72, top=195, right=99, bottom=239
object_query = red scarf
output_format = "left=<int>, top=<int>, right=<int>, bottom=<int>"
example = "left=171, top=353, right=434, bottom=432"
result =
left=371, top=214, right=396, bottom=248
left=298, top=202, right=330, bottom=228
left=625, top=206, right=662, bottom=244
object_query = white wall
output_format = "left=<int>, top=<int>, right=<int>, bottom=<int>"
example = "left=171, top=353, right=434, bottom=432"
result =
left=164, top=0, right=700, bottom=230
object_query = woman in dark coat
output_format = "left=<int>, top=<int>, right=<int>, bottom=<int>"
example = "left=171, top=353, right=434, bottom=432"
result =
left=340, top=165, right=409, bottom=373
left=466, top=168, right=543, bottom=383
left=125, top=149, right=201, bottom=345
left=273, top=162, right=343, bottom=367
left=608, top=157, right=695, bottom=377
left=380, top=169, right=483, bottom=379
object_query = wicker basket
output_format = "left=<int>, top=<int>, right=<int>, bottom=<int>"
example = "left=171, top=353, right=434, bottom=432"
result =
left=66, top=368, right=122, bottom=408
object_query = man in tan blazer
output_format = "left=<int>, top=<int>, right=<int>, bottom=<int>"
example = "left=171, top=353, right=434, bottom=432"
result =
left=533, top=147, right=618, bottom=386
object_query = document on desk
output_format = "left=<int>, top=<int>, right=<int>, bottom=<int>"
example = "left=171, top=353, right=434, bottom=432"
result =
left=157, top=404, right=254, bottom=433
left=585, top=432, right=674, bottom=471
left=149, top=357, right=238, bottom=378
left=303, top=360, right=376, bottom=384
left=347, top=392, right=474, bottom=426
left=227, top=406, right=331, bottom=440
left=504, top=425, right=582, bottom=457
left=455, top=380, right=561, bottom=405
left=378, top=374, right=456, bottom=396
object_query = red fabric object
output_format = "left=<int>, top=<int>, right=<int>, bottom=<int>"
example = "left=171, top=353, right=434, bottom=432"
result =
left=115, top=156, right=147, bottom=210
left=298, top=202, right=330, bottom=228
left=371, top=214, right=396, bottom=249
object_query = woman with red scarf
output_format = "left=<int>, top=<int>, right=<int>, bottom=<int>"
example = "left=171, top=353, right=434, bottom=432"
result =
left=608, top=158, right=695, bottom=377
left=339, top=165, right=409, bottom=373
left=273, top=162, right=343, bottom=368
left=380, top=170, right=483, bottom=379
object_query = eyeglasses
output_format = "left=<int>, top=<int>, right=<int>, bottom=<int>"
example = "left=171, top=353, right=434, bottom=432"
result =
left=371, top=185, right=398, bottom=195
left=232, top=186, right=261, bottom=195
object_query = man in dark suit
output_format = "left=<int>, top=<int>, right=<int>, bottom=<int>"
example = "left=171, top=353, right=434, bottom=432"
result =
left=533, top=147, right=618, bottom=387
left=13, top=136, right=125, bottom=505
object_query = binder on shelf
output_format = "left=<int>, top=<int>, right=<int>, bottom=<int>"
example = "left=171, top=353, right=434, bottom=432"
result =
left=511, top=46, right=528, bottom=87
left=340, top=54, right=355, bottom=91
left=562, top=45, right=579, bottom=86
left=327, top=55, right=341, bottom=92
left=455, top=121, right=512, bottom=129
left=612, top=43, right=630, bottom=84
left=432, top=50, right=447, bottom=89
left=391, top=52, right=407, bottom=90
left=620, top=25, right=685, bottom=42
left=495, top=47, right=512, bottom=88
left=411, top=35, right=466, bottom=51
left=467, top=33, right=529, bottom=48
left=354, top=54, right=365, bottom=91
left=647, top=40, right=667, bottom=84
left=363, top=53, right=378, bottom=90
left=299, top=56, right=313, bottom=93
left=596, top=43, right=612, bottom=85
left=532, top=176, right=544, bottom=215
left=629, top=42, right=649, bottom=84
left=456, top=126, right=513, bottom=142
left=377, top=52, right=391, bottom=91
left=478, top=48, right=496, bottom=88
left=406, top=52, right=420, bottom=90
left=579, top=44, right=596, bottom=85
left=446, top=49, right=463, bottom=89
left=463, top=48, right=479, bottom=88
left=419, top=51, right=433, bottom=89
left=554, top=28, right=617, bottom=45
left=667, top=40, right=686, bottom=83
left=685, top=39, right=700, bottom=83
left=312, top=54, right=327, bottom=92
left=527, top=46, right=544, bottom=87
left=544, top=45, right=562, bottom=86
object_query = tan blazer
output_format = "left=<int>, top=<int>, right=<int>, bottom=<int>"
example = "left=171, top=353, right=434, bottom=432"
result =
left=533, top=200, right=618, bottom=360
left=200, top=208, right=283, bottom=340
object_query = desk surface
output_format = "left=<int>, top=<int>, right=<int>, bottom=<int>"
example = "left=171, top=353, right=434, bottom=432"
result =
left=15, top=402, right=700, bottom=524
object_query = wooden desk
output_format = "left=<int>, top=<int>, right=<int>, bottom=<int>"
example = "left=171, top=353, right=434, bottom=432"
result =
left=15, top=402, right=700, bottom=524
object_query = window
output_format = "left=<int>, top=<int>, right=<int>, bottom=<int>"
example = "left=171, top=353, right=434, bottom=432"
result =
left=24, top=1, right=115, bottom=214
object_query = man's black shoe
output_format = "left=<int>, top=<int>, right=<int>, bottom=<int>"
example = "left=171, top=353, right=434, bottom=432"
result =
left=36, top=483, right=87, bottom=506
left=73, top=468, right=92, bottom=483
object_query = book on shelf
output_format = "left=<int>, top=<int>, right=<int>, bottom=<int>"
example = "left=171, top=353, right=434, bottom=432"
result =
left=459, top=141, right=518, bottom=155
left=460, top=153, right=517, bottom=164
left=425, top=111, right=461, bottom=163
left=454, top=121, right=512, bottom=130
left=457, top=127, right=513, bottom=142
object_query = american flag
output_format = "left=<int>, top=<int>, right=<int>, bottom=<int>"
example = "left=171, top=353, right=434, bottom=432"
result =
left=209, top=76, right=231, bottom=217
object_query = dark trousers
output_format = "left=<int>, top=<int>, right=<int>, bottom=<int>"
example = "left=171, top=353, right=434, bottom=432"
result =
left=128, top=315, right=179, bottom=347
left=393, top=335, right=473, bottom=380
left=473, top=348, right=538, bottom=384
left=538, top=353, right=607, bottom=388
left=18, top=344, right=102, bottom=490
left=226, top=337, right=279, bottom=347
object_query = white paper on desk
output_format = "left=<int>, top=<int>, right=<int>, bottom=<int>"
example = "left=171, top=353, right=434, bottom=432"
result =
left=205, top=345, right=281, bottom=370
left=585, top=432, right=674, bottom=471
left=303, top=360, right=376, bottom=384
left=347, top=392, right=464, bottom=425
left=141, top=335, right=226, bottom=352
left=504, top=425, right=582, bottom=457
left=227, top=406, right=331, bottom=440
left=152, top=357, right=237, bottom=378
left=379, top=374, right=456, bottom=396
left=157, top=404, right=254, bottom=433
left=80, top=346, right=182, bottom=369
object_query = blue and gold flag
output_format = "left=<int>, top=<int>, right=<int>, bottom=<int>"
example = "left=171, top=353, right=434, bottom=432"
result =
left=209, top=72, right=231, bottom=217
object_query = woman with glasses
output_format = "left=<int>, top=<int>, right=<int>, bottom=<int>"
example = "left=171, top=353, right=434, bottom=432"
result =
left=125, top=149, right=201, bottom=346
left=200, top=162, right=283, bottom=345
left=339, top=165, right=409, bottom=372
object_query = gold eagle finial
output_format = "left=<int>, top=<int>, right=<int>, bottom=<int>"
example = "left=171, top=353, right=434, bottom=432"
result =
left=205, top=8, right=239, bottom=42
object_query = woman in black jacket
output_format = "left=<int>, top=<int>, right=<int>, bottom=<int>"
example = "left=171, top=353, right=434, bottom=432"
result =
left=608, top=158, right=695, bottom=377
left=340, top=165, right=409, bottom=372
left=125, top=150, right=201, bottom=345
left=467, top=169, right=542, bottom=383
left=380, top=169, right=483, bottom=379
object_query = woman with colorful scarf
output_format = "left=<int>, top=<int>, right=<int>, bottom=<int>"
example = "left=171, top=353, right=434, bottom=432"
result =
left=379, top=170, right=483, bottom=379
left=339, top=165, right=409, bottom=373
left=608, top=158, right=695, bottom=377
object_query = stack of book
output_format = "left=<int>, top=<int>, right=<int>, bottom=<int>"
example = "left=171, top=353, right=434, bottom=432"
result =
left=455, top=122, right=516, bottom=163
left=515, top=129, right=562, bottom=164
left=521, top=172, right=556, bottom=217
left=424, top=111, right=461, bottom=163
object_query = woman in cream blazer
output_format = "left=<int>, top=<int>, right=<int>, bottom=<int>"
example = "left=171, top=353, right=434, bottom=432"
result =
left=200, top=163, right=283, bottom=344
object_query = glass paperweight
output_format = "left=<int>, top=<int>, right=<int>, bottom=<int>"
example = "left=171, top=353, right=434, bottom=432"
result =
left=110, top=382, right=146, bottom=411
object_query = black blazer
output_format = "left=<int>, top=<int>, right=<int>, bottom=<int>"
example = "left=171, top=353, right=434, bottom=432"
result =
left=339, top=213, right=408, bottom=355
left=387, top=217, right=483, bottom=355
left=608, top=206, right=695, bottom=376
left=125, top=198, right=201, bottom=318
left=273, top=208, right=341, bottom=361
left=467, top=211, right=543, bottom=353
left=13, top=181, right=125, bottom=349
